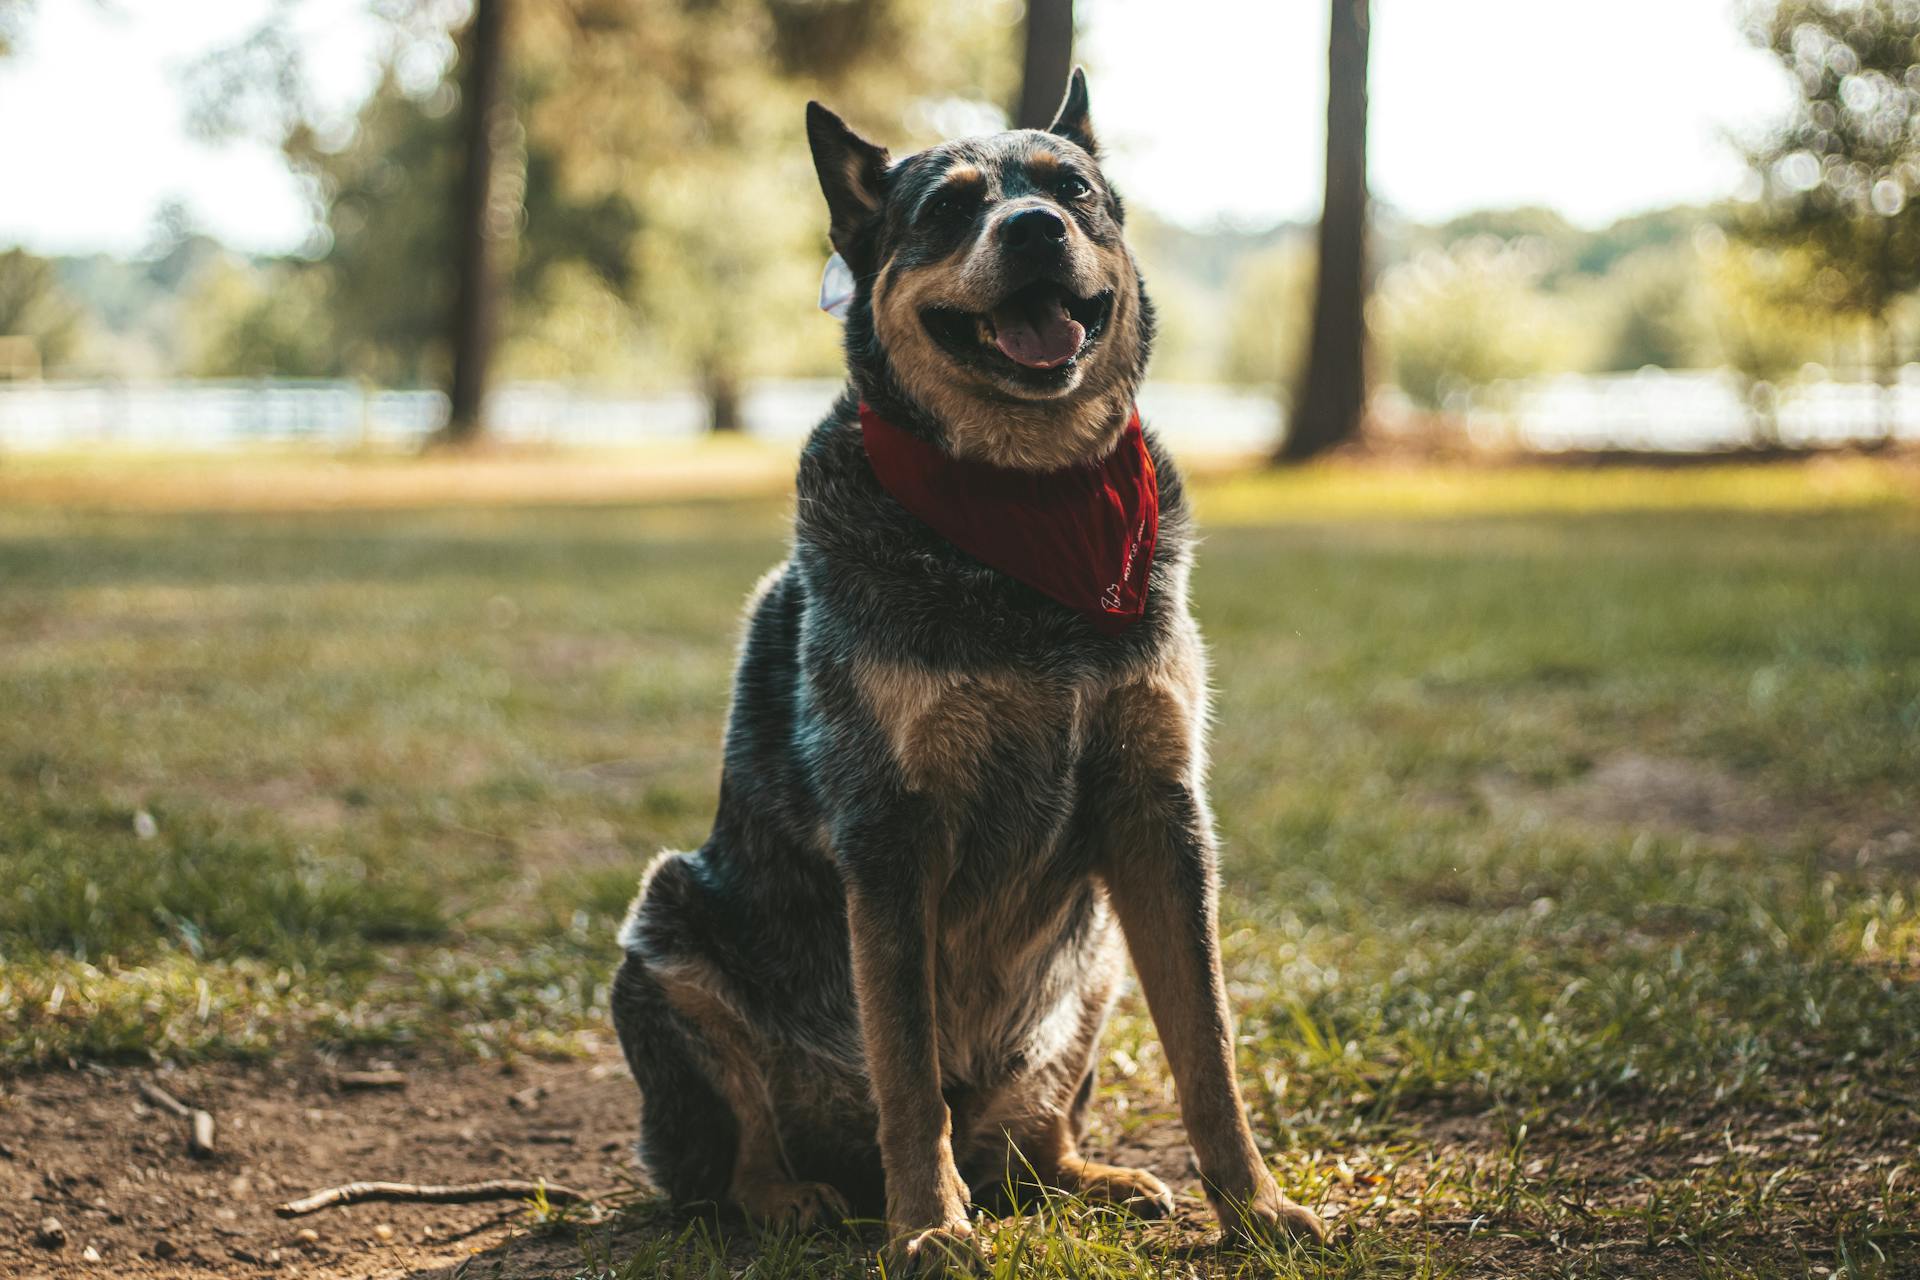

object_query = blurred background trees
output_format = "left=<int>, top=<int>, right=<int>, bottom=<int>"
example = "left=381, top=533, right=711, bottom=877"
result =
left=1741, top=0, right=1920, bottom=441
left=9, top=0, right=1920, bottom=458
left=0, top=248, right=79, bottom=378
left=177, top=0, right=1017, bottom=437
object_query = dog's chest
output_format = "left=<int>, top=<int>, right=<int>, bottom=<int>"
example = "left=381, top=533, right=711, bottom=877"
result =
left=851, top=658, right=1102, bottom=813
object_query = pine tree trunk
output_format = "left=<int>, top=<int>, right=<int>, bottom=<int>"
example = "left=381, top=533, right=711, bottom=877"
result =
left=703, top=362, right=744, bottom=434
left=1281, top=0, right=1370, bottom=463
left=442, top=0, right=507, bottom=446
left=1015, top=0, right=1074, bottom=129
left=1874, top=310, right=1898, bottom=448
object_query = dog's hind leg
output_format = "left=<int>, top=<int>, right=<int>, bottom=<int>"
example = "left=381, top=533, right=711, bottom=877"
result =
left=614, top=854, right=850, bottom=1229
left=984, top=1051, right=1173, bottom=1219
left=610, top=950, right=735, bottom=1209
left=1002, top=1078, right=1175, bottom=1217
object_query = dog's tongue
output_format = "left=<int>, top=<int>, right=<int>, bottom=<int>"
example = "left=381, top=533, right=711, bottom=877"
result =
left=991, top=288, right=1085, bottom=369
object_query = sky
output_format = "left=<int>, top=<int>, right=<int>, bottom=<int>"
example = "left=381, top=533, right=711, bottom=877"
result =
left=0, top=0, right=1792, bottom=257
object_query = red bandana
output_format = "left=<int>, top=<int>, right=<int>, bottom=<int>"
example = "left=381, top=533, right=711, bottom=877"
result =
left=857, top=403, right=1158, bottom=633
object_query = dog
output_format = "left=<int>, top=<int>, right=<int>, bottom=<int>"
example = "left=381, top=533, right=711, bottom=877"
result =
left=612, top=70, right=1327, bottom=1272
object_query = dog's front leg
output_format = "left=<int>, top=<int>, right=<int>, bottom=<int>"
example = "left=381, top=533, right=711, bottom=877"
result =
left=843, top=858, right=977, bottom=1273
left=1103, top=782, right=1327, bottom=1247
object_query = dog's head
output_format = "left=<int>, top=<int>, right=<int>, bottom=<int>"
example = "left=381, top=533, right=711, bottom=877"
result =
left=808, top=71, right=1153, bottom=470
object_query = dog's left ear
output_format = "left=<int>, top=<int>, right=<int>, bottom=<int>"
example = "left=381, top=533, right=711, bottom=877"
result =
left=807, top=101, right=892, bottom=267
left=1047, top=67, right=1098, bottom=156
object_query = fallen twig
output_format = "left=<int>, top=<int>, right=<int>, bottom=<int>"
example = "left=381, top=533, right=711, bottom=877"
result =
left=334, top=1069, right=409, bottom=1091
left=136, top=1079, right=192, bottom=1118
left=275, top=1179, right=591, bottom=1218
left=137, top=1079, right=217, bottom=1158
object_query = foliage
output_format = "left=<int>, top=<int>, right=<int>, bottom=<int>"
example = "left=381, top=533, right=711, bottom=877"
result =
left=0, top=246, right=82, bottom=371
left=1696, top=230, right=1838, bottom=388
left=1589, top=243, right=1710, bottom=371
left=1743, top=0, right=1920, bottom=382
left=1221, top=239, right=1313, bottom=396
left=183, top=258, right=337, bottom=378
left=181, top=0, right=1017, bottom=408
left=1369, top=238, right=1576, bottom=410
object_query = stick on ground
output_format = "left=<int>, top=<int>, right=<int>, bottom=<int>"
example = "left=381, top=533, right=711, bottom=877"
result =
left=136, top=1080, right=192, bottom=1118
left=275, top=1179, right=591, bottom=1218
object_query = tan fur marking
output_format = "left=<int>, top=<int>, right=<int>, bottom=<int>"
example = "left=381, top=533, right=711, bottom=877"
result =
left=843, top=153, right=881, bottom=211
left=853, top=659, right=1075, bottom=797
left=1095, top=628, right=1209, bottom=789
left=1025, top=148, right=1062, bottom=178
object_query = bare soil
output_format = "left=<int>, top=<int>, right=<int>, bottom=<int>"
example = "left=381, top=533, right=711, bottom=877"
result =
left=0, top=1048, right=1216, bottom=1280
left=1, top=1050, right=646, bottom=1279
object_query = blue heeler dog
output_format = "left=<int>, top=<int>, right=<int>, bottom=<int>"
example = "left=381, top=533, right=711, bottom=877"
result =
left=612, top=70, right=1328, bottom=1272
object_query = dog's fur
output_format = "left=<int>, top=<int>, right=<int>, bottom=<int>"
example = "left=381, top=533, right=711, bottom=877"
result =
left=612, top=72, right=1325, bottom=1270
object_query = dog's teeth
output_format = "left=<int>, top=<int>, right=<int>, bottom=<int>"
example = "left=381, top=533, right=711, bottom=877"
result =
left=975, top=316, right=995, bottom=344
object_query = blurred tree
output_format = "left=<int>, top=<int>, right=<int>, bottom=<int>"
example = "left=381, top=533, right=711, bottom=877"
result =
left=1697, top=231, right=1840, bottom=442
left=1015, top=0, right=1073, bottom=129
left=0, top=0, right=30, bottom=58
left=182, top=259, right=337, bottom=378
left=1370, top=239, right=1571, bottom=412
left=1595, top=245, right=1709, bottom=372
left=1221, top=239, right=1313, bottom=399
left=0, top=248, right=81, bottom=374
left=1572, top=206, right=1710, bottom=279
left=1745, top=0, right=1920, bottom=440
left=531, top=0, right=1011, bottom=428
left=1282, top=0, right=1369, bottom=462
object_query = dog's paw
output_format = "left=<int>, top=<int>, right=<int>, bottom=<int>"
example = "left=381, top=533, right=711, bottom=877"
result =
left=885, top=1221, right=981, bottom=1276
left=1215, top=1176, right=1328, bottom=1248
left=1059, top=1158, right=1175, bottom=1219
left=736, top=1178, right=850, bottom=1231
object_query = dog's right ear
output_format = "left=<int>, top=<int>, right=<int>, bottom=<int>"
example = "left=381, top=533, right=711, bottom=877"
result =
left=807, top=102, right=891, bottom=266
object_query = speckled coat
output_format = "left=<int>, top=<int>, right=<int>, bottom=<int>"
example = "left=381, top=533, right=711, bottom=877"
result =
left=612, top=71, right=1324, bottom=1264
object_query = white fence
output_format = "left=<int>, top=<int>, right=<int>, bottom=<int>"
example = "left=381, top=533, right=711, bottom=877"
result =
left=2, top=370, right=1917, bottom=454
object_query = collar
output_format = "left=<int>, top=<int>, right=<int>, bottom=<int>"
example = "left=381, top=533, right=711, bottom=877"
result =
left=856, top=403, right=1158, bottom=633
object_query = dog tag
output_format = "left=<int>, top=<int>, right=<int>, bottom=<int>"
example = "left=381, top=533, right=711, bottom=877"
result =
left=818, top=252, right=854, bottom=320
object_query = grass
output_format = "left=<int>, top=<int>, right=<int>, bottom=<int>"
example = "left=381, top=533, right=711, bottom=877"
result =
left=2, top=448, right=1917, bottom=1276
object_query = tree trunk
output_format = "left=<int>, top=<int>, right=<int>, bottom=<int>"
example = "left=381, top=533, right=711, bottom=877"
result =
left=1280, top=0, right=1370, bottom=463
left=442, top=0, right=507, bottom=446
left=1015, top=0, right=1074, bottom=130
left=702, top=361, right=744, bottom=433
left=1874, top=309, right=1898, bottom=448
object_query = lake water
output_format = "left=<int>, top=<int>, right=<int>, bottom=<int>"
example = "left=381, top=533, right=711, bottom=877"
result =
left=1, top=370, right=1915, bottom=455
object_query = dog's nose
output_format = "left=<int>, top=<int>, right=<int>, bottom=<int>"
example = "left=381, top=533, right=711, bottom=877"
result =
left=1001, top=207, right=1067, bottom=256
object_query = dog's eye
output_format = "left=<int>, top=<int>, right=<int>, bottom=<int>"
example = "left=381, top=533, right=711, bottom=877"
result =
left=1057, top=175, right=1093, bottom=201
left=925, top=191, right=974, bottom=222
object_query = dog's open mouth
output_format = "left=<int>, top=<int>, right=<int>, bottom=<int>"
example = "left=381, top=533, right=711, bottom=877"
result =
left=922, top=282, right=1114, bottom=376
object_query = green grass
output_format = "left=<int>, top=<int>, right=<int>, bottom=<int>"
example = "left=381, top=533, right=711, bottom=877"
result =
left=2, top=456, right=1917, bottom=1276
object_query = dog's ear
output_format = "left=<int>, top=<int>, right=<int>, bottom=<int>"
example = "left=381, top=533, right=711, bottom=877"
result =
left=807, top=101, right=891, bottom=265
left=1047, top=67, right=1098, bottom=156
